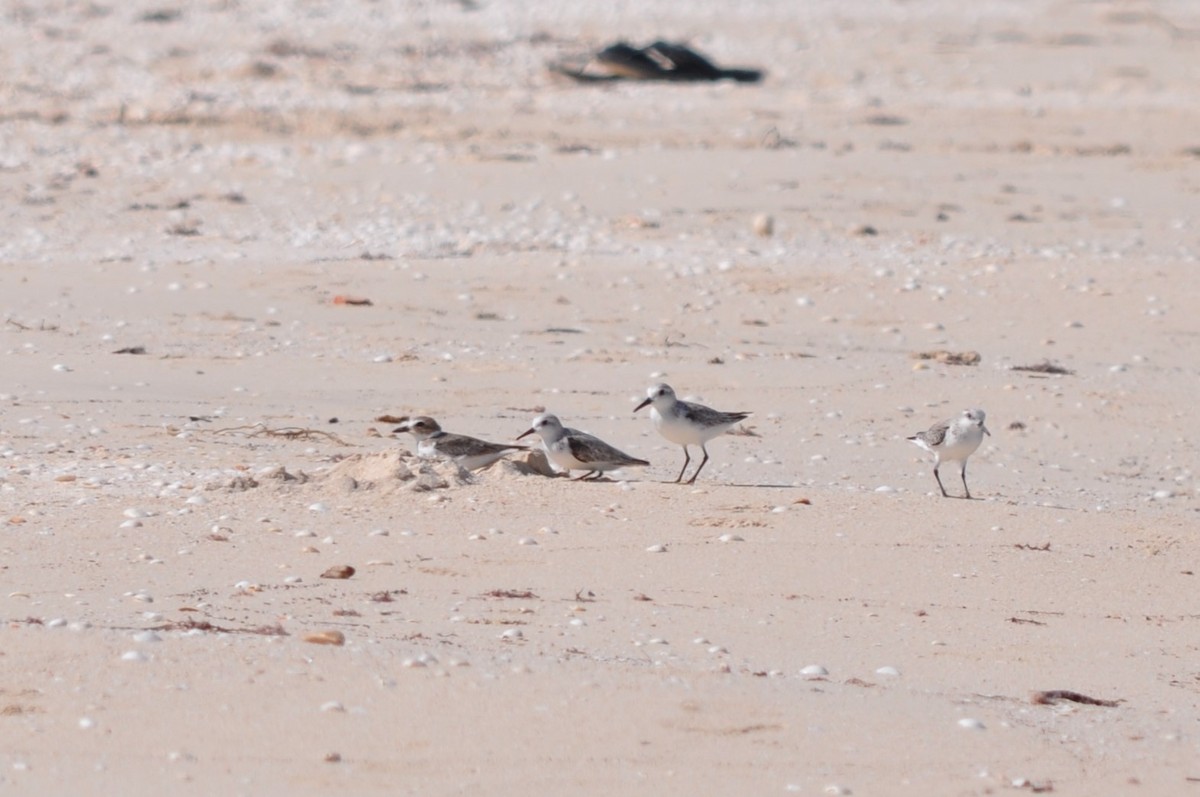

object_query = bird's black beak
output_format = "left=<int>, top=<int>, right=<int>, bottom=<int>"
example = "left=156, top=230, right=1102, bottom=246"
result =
left=634, top=398, right=651, bottom=412
left=517, top=427, right=535, bottom=441
left=393, top=425, right=408, bottom=434
left=983, top=425, right=991, bottom=437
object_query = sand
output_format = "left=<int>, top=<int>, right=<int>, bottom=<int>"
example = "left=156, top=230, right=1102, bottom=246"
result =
left=2, top=0, right=1199, bottom=794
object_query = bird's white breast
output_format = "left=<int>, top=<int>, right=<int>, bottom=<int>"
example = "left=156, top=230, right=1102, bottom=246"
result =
left=651, top=404, right=701, bottom=445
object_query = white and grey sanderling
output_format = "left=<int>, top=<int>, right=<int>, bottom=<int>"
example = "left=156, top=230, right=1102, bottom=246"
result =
left=518, top=412, right=649, bottom=481
left=394, top=416, right=526, bottom=471
left=907, top=408, right=990, bottom=498
left=634, top=383, right=751, bottom=484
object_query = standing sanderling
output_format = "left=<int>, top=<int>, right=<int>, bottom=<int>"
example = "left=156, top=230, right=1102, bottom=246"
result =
left=395, top=416, right=526, bottom=471
left=517, top=413, right=649, bottom=481
left=634, top=383, right=751, bottom=484
left=907, top=408, right=991, bottom=498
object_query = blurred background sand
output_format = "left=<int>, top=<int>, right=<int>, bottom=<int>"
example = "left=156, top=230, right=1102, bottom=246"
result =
left=2, top=1, right=1199, bottom=794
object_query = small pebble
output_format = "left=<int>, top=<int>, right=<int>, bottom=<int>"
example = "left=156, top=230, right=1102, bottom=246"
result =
left=752, top=213, right=774, bottom=237
left=875, top=666, right=900, bottom=677
left=78, top=717, right=96, bottom=730
left=499, top=629, right=523, bottom=640
left=320, top=565, right=355, bottom=579
left=801, top=664, right=829, bottom=677
left=303, top=630, right=346, bottom=646
left=958, top=718, right=986, bottom=730
left=320, top=701, right=345, bottom=713
left=645, top=544, right=667, bottom=553
left=718, top=534, right=744, bottom=542
left=121, top=650, right=147, bottom=662
left=517, top=537, right=538, bottom=546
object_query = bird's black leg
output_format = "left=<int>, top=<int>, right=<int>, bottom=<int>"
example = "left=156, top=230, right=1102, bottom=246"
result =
left=674, top=446, right=691, bottom=483
left=573, top=470, right=597, bottom=481
left=961, top=461, right=971, bottom=500
left=686, top=445, right=710, bottom=485
left=933, top=463, right=949, bottom=497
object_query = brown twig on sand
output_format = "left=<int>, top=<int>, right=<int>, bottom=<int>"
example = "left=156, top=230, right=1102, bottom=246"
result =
left=151, top=617, right=288, bottom=636
left=1031, top=690, right=1121, bottom=707
left=5, top=318, right=60, bottom=332
left=1012, top=361, right=1074, bottom=375
left=911, top=350, right=981, bottom=366
left=483, top=589, right=538, bottom=599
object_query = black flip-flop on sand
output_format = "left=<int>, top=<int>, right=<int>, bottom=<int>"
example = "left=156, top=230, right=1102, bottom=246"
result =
left=548, top=40, right=764, bottom=84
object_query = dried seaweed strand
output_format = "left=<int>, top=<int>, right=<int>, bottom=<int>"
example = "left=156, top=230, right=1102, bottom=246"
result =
left=1032, top=690, right=1121, bottom=707
left=202, top=423, right=351, bottom=446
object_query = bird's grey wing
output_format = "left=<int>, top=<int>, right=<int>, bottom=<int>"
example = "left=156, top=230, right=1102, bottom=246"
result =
left=437, top=433, right=520, bottom=458
left=911, top=420, right=949, bottom=447
left=679, top=401, right=751, bottom=427
left=567, top=434, right=646, bottom=466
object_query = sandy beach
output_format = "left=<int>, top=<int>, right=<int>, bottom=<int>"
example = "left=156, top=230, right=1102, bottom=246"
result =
left=2, top=1, right=1199, bottom=793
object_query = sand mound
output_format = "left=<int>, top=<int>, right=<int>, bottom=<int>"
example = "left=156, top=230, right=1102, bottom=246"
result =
left=486, top=449, right=560, bottom=479
left=318, top=452, right=472, bottom=493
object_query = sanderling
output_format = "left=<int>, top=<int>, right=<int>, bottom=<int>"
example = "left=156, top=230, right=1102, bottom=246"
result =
left=394, top=416, right=525, bottom=471
left=634, top=383, right=751, bottom=484
left=907, top=408, right=991, bottom=498
left=517, top=413, right=649, bottom=481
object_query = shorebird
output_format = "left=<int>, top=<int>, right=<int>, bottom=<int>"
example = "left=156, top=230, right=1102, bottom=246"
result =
left=517, top=413, right=649, bottom=481
left=907, top=408, right=991, bottom=498
left=634, top=383, right=750, bottom=484
left=394, top=416, right=525, bottom=471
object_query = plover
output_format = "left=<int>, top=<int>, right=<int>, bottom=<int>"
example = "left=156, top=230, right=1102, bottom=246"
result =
left=517, top=413, right=649, bottom=481
left=907, top=408, right=991, bottom=498
left=634, top=383, right=751, bottom=484
left=394, top=416, right=525, bottom=471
